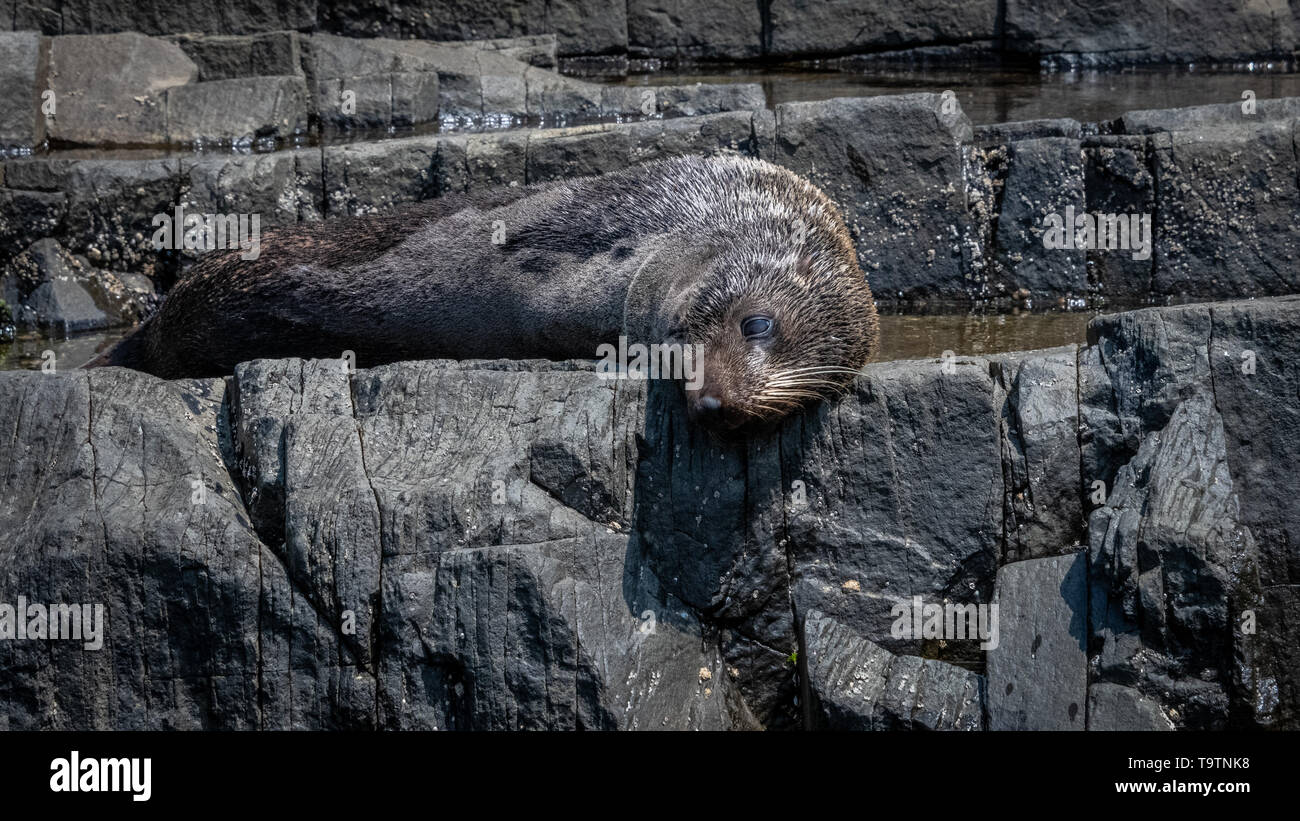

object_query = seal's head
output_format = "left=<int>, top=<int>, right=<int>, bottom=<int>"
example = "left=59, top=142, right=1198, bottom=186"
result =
left=617, top=155, right=879, bottom=433
left=677, top=245, right=878, bottom=432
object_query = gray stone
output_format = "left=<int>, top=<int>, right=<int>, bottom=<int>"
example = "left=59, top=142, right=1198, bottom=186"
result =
left=56, top=1, right=317, bottom=38
left=437, top=33, right=558, bottom=68
left=164, top=75, right=310, bottom=144
left=4, top=297, right=1300, bottom=728
left=649, top=83, right=765, bottom=118
left=526, top=110, right=762, bottom=182
left=316, top=71, right=439, bottom=131
left=0, top=32, right=46, bottom=148
left=1121, top=97, right=1300, bottom=134
left=973, top=118, right=1082, bottom=144
left=779, top=357, right=1003, bottom=658
left=2, top=238, right=147, bottom=332
left=804, top=610, right=984, bottom=731
left=0, top=370, right=292, bottom=729
left=46, top=32, right=198, bottom=145
left=1085, top=297, right=1300, bottom=728
left=1, top=154, right=183, bottom=275
left=1088, top=683, right=1175, bottom=731
left=317, top=0, right=626, bottom=58
left=181, top=147, right=324, bottom=234
left=986, top=552, right=1088, bottom=730
left=321, top=134, right=444, bottom=216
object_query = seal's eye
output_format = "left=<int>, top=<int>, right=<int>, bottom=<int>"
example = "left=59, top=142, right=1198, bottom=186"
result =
left=741, top=315, right=774, bottom=339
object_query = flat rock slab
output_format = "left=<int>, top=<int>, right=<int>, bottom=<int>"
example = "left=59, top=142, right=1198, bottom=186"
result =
left=804, top=609, right=984, bottom=730
left=986, top=552, right=1088, bottom=730
left=46, top=32, right=197, bottom=145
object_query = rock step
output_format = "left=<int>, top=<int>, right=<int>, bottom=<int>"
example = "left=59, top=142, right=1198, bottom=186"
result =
left=1, top=296, right=1296, bottom=729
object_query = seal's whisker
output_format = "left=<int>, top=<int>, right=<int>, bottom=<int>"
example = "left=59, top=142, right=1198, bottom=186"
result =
left=764, top=378, right=844, bottom=389
left=767, top=366, right=866, bottom=377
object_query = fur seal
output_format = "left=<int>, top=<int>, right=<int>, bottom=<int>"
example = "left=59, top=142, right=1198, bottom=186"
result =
left=91, top=154, right=879, bottom=430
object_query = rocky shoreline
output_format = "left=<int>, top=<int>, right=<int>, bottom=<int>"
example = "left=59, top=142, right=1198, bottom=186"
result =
left=1, top=6, right=1298, bottom=732
left=5, top=1, right=1299, bottom=66
left=3, top=25, right=1299, bottom=332
left=0, top=296, right=1295, bottom=729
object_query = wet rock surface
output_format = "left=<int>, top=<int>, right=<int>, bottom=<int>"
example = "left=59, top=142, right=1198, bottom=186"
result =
left=2, top=297, right=1297, bottom=729
left=10, top=1, right=1289, bottom=66
left=5, top=87, right=1297, bottom=325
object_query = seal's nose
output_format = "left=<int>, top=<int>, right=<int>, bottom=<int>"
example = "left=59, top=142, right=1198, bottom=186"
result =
left=688, top=391, right=742, bottom=430
left=695, top=394, right=723, bottom=414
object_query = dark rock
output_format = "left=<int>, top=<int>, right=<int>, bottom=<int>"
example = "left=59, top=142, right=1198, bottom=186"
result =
left=1150, top=122, right=1300, bottom=298
left=318, top=0, right=627, bottom=58
left=804, top=610, right=984, bottom=731
left=973, top=118, right=1082, bottom=144
left=986, top=552, right=1088, bottom=730
left=2, top=154, right=182, bottom=275
left=11, top=0, right=1299, bottom=66
left=1088, top=683, right=1174, bottom=731
left=316, top=71, right=439, bottom=132
left=993, top=345, right=1083, bottom=560
left=306, top=32, right=613, bottom=127
left=772, top=93, right=975, bottom=301
left=526, top=110, right=762, bottom=182
left=767, top=0, right=998, bottom=58
left=647, top=82, right=765, bottom=118
left=182, top=147, right=324, bottom=235
left=1082, top=135, right=1154, bottom=297
left=992, top=137, right=1086, bottom=299
left=780, top=357, right=1002, bottom=658
left=432, top=131, right=528, bottom=195
left=1004, top=0, right=1299, bottom=66
left=4, top=297, right=1300, bottom=729
left=0, top=187, right=66, bottom=258
left=1088, top=391, right=1256, bottom=729
left=1084, top=297, right=1300, bottom=727
left=627, top=0, right=764, bottom=60
left=439, top=33, right=558, bottom=68
left=2, top=238, right=147, bottom=332
left=56, top=1, right=317, bottom=38
left=322, top=134, right=444, bottom=216
left=0, top=369, right=294, bottom=729
left=168, top=31, right=303, bottom=81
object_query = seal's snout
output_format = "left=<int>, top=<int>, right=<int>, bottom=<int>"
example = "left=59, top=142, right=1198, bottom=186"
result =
left=695, top=394, right=722, bottom=413
left=686, top=388, right=745, bottom=431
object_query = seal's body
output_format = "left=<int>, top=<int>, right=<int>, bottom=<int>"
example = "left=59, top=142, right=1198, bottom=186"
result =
left=92, top=155, right=878, bottom=429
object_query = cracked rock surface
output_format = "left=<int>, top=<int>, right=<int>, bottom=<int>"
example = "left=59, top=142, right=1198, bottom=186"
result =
left=2, top=297, right=1297, bottom=729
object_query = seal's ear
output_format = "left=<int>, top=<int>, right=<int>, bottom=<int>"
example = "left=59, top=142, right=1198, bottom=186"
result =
left=791, top=253, right=815, bottom=290
left=623, top=236, right=718, bottom=344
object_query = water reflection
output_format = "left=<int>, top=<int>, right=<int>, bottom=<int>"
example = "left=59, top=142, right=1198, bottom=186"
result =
left=614, top=63, right=1300, bottom=125
left=1, top=310, right=1105, bottom=373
